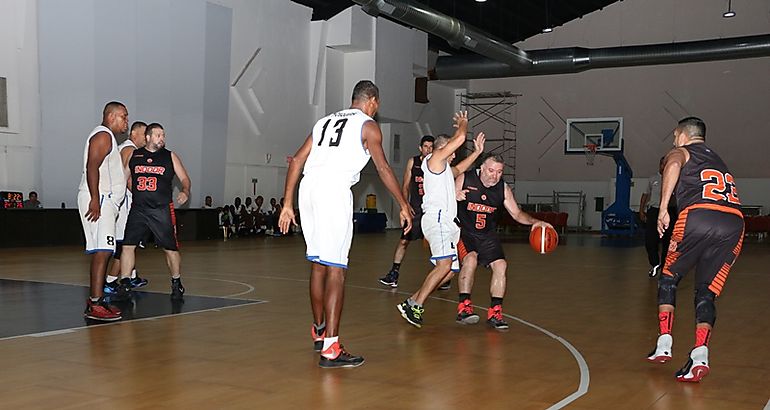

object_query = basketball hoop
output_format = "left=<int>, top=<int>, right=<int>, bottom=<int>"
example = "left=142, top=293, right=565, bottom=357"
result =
left=584, top=144, right=597, bottom=166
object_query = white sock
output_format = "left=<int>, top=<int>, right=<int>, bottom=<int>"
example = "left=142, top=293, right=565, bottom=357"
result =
left=130, top=269, right=137, bottom=279
left=322, top=336, right=339, bottom=352
left=106, top=275, right=118, bottom=283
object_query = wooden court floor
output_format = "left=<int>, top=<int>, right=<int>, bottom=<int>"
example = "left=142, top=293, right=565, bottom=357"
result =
left=0, top=231, right=768, bottom=409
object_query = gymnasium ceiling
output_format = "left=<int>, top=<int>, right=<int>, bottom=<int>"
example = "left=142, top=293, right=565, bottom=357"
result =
left=291, top=0, right=619, bottom=55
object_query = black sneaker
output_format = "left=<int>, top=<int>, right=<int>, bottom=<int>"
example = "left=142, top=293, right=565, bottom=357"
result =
left=112, top=278, right=133, bottom=301
left=397, top=300, right=423, bottom=328
left=130, top=275, right=148, bottom=289
left=378, top=270, right=399, bottom=288
left=486, top=305, right=509, bottom=330
left=171, top=278, right=185, bottom=300
left=318, top=344, right=365, bottom=368
left=438, top=279, right=451, bottom=291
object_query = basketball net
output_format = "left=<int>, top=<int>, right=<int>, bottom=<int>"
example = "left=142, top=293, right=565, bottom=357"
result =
left=584, top=144, right=597, bottom=166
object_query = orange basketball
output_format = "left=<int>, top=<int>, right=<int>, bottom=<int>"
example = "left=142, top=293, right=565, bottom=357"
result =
left=529, top=225, right=559, bottom=254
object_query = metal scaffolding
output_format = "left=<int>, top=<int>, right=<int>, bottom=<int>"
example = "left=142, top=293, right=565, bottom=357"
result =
left=459, top=91, right=521, bottom=188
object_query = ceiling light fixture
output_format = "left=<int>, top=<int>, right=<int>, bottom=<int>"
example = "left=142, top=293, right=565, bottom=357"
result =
left=475, top=0, right=487, bottom=3
left=723, top=0, right=736, bottom=18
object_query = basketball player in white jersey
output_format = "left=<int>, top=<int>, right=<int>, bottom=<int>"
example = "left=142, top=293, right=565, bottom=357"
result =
left=279, top=80, right=412, bottom=368
left=105, top=121, right=148, bottom=294
left=397, top=111, right=486, bottom=328
left=78, top=101, right=129, bottom=321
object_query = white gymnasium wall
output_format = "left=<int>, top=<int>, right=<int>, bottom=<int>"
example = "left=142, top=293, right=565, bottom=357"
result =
left=213, top=0, right=313, bottom=206
left=37, top=0, right=231, bottom=208
left=0, top=0, right=40, bottom=197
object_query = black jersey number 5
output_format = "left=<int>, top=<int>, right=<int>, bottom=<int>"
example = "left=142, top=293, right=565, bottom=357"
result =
left=318, top=118, right=348, bottom=147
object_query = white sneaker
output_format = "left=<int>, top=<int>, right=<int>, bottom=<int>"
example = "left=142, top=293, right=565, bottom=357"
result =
left=676, top=345, right=710, bottom=382
left=647, top=334, right=673, bottom=363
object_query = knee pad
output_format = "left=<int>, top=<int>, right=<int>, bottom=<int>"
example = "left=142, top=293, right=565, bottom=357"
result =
left=657, top=273, right=681, bottom=306
left=695, top=286, right=717, bottom=326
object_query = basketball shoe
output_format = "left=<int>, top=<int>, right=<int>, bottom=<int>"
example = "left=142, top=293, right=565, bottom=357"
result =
left=111, top=278, right=133, bottom=301
left=312, top=324, right=326, bottom=352
left=379, top=270, right=399, bottom=288
left=171, top=277, right=185, bottom=300
left=456, top=299, right=480, bottom=324
left=129, top=270, right=148, bottom=288
left=103, top=279, right=121, bottom=295
left=84, top=298, right=122, bottom=321
left=675, top=346, right=709, bottom=382
left=318, top=342, right=364, bottom=368
left=486, top=305, right=509, bottom=330
left=438, top=279, right=451, bottom=291
left=646, top=334, right=673, bottom=363
left=397, top=300, right=423, bottom=328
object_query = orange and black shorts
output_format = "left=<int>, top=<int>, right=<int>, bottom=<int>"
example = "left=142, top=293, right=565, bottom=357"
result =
left=662, top=204, right=744, bottom=296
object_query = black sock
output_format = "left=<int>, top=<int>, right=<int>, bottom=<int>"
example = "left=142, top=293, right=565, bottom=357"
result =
left=391, top=262, right=401, bottom=272
left=491, top=297, right=503, bottom=308
left=459, top=293, right=471, bottom=303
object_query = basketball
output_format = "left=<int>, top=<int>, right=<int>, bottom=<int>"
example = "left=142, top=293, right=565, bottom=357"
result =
left=529, top=225, right=559, bottom=254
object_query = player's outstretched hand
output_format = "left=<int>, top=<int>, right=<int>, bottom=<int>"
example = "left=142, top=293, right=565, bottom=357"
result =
left=473, top=132, right=485, bottom=153
left=85, top=197, right=101, bottom=222
left=400, top=206, right=413, bottom=235
left=453, top=111, right=468, bottom=128
left=279, top=207, right=296, bottom=234
left=530, top=220, right=553, bottom=231
left=177, top=192, right=189, bottom=205
left=657, top=210, right=670, bottom=238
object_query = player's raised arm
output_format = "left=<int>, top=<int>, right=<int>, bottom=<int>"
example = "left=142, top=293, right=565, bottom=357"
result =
left=427, top=111, right=468, bottom=174
left=452, top=132, right=485, bottom=178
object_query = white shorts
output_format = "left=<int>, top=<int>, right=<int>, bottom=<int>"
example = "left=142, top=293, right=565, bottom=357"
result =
left=422, top=211, right=460, bottom=272
left=78, top=190, right=120, bottom=253
left=115, top=192, right=131, bottom=242
left=299, top=175, right=353, bottom=269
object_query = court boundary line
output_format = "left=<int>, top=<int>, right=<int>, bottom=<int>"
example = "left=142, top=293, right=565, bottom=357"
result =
left=0, top=273, right=589, bottom=407
left=346, top=284, right=590, bottom=409
left=0, top=300, right=267, bottom=342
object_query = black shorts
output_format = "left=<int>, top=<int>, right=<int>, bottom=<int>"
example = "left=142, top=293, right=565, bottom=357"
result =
left=662, top=205, right=744, bottom=297
left=122, top=204, right=180, bottom=251
left=458, top=231, right=505, bottom=267
left=401, top=209, right=424, bottom=241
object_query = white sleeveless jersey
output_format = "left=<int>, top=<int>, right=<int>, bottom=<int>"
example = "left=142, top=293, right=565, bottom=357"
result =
left=118, top=139, right=138, bottom=200
left=78, top=125, right=126, bottom=205
left=420, top=153, right=456, bottom=218
left=303, top=108, right=373, bottom=186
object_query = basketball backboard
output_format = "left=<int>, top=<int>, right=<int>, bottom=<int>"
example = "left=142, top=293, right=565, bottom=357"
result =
left=565, top=117, right=623, bottom=154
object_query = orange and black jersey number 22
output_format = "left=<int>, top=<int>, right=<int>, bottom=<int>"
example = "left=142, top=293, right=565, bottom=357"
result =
left=700, top=169, right=740, bottom=205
